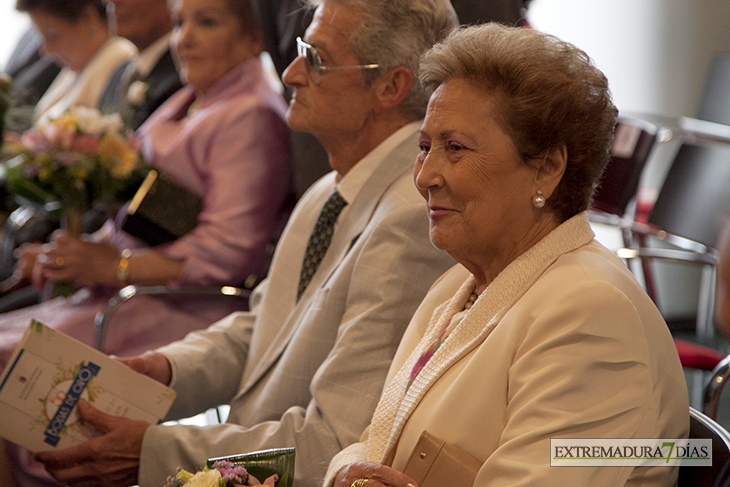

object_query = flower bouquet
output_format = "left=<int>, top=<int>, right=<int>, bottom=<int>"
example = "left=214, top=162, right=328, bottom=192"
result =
left=167, top=448, right=295, bottom=487
left=4, top=106, right=146, bottom=233
left=3, top=106, right=146, bottom=296
left=167, top=460, right=279, bottom=487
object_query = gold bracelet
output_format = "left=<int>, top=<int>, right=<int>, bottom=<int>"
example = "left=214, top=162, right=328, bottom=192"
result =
left=116, top=249, right=132, bottom=285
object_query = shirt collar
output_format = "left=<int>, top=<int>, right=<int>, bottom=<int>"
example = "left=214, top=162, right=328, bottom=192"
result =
left=336, top=120, right=422, bottom=205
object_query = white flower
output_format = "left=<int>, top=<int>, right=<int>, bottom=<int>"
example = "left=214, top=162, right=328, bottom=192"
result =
left=184, top=469, right=222, bottom=487
left=127, top=80, right=149, bottom=107
left=66, top=106, right=123, bottom=136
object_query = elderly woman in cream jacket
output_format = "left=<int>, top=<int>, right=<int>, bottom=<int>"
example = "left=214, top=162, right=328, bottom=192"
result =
left=326, top=24, right=688, bottom=487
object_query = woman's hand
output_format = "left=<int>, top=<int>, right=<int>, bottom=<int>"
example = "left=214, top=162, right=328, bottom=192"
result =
left=334, top=462, right=417, bottom=487
left=32, top=231, right=120, bottom=289
left=12, top=242, right=44, bottom=282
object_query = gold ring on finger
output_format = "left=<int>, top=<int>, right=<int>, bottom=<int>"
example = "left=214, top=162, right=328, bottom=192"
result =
left=55, top=256, right=65, bottom=267
left=351, top=480, right=368, bottom=487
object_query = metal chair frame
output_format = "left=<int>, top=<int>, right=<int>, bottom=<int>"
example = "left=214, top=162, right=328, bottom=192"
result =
left=705, top=357, right=730, bottom=421
left=615, top=231, right=719, bottom=410
left=679, top=408, right=730, bottom=487
left=93, top=284, right=252, bottom=352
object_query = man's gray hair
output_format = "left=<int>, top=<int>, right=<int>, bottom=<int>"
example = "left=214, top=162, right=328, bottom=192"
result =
left=311, top=0, right=458, bottom=121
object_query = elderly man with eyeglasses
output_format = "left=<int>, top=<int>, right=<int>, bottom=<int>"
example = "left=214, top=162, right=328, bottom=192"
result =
left=33, top=1, right=458, bottom=487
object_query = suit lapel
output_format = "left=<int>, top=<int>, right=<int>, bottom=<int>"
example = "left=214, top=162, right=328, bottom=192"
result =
left=241, top=131, right=421, bottom=391
left=143, top=50, right=183, bottom=107
left=240, top=174, right=336, bottom=371
left=97, top=61, right=130, bottom=115
left=298, top=132, right=421, bottom=305
left=127, top=50, right=182, bottom=130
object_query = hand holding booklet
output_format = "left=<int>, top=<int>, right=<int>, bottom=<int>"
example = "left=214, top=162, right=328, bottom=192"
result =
left=0, top=320, right=176, bottom=452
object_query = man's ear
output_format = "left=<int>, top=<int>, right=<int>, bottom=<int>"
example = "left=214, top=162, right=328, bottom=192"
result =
left=373, top=66, right=414, bottom=113
left=535, top=144, right=567, bottom=199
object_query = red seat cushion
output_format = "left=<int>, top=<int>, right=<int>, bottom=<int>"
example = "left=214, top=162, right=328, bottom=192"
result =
left=674, top=338, right=726, bottom=371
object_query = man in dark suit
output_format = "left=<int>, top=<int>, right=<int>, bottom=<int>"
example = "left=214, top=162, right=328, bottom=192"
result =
left=97, top=0, right=183, bottom=130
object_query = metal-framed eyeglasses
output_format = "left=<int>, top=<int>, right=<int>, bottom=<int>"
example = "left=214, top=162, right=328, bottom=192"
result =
left=296, top=37, right=380, bottom=85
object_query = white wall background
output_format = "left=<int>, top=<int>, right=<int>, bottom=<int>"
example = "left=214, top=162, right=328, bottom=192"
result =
left=1, top=5, right=30, bottom=71
left=525, top=0, right=730, bottom=323
left=527, top=0, right=730, bottom=118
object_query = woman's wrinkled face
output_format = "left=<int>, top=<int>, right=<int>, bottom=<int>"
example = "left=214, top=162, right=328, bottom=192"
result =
left=30, top=10, right=89, bottom=71
left=171, top=0, right=257, bottom=94
left=414, top=78, right=538, bottom=266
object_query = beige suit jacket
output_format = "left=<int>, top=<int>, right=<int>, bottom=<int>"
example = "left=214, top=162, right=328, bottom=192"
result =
left=327, top=214, right=689, bottom=487
left=137, top=130, right=456, bottom=487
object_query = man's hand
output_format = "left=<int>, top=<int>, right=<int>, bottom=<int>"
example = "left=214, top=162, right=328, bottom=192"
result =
left=13, top=242, right=43, bottom=282
left=35, top=399, right=151, bottom=487
left=113, top=350, right=172, bottom=386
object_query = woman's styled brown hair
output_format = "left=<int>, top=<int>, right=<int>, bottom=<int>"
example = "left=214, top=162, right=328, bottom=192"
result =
left=420, top=23, right=618, bottom=222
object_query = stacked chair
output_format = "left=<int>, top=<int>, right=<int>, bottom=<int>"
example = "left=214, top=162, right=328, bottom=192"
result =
left=589, top=114, right=730, bottom=411
left=590, top=114, right=730, bottom=485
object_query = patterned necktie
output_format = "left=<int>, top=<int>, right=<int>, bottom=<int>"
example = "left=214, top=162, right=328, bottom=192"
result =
left=297, top=189, right=347, bottom=300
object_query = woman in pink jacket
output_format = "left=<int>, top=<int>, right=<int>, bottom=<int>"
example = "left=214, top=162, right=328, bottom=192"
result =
left=0, top=0, right=291, bottom=365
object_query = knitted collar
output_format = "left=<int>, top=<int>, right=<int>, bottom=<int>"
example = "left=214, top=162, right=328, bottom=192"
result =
left=367, top=212, right=595, bottom=463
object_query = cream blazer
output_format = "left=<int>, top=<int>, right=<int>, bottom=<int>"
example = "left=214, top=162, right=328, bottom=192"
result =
left=326, top=214, right=689, bottom=487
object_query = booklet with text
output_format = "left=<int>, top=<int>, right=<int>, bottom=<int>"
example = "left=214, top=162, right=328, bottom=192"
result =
left=0, top=320, right=176, bottom=452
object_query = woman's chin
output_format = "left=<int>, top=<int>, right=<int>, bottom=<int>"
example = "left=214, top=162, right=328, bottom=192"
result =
left=429, top=232, right=456, bottom=253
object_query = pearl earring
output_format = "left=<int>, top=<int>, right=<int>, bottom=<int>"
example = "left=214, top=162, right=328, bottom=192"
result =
left=532, top=190, right=545, bottom=208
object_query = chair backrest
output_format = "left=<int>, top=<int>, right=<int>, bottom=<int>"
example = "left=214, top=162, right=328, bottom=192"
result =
left=678, top=407, right=730, bottom=487
left=591, top=116, right=658, bottom=217
left=648, top=139, right=730, bottom=249
left=697, top=52, right=730, bottom=126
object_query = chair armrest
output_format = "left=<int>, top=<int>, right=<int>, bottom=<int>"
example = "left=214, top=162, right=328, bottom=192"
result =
left=93, top=285, right=251, bottom=352
left=615, top=247, right=718, bottom=265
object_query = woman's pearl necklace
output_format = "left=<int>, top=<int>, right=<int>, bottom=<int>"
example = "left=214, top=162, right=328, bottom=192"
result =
left=463, top=290, right=478, bottom=310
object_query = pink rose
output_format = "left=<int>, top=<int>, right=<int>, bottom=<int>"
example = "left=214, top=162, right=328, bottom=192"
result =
left=20, top=130, right=49, bottom=152
left=40, top=123, right=75, bottom=149
left=72, top=134, right=99, bottom=156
